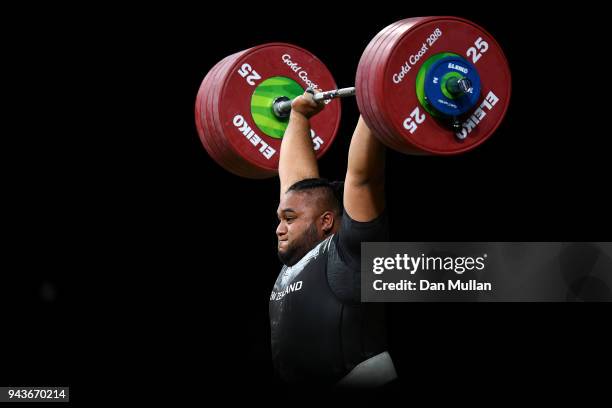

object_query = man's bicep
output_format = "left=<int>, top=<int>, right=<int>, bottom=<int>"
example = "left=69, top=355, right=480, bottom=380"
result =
left=343, top=177, right=386, bottom=223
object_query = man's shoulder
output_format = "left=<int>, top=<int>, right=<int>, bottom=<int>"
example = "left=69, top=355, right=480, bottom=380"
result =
left=339, top=208, right=389, bottom=230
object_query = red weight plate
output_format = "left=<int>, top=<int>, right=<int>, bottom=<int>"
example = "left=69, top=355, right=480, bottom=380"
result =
left=356, top=19, right=407, bottom=151
left=196, top=56, right=229, bottom=165
left=216, top=43, right=341, bottom=177
left=369, top=19, right=423, bottom=153
left=215, top=52, right=280, bottom=178
left=205, top=55, right=236, bottom=170
left=206, top=52, right=256, bottom=176
left=208, top=51, right=263, bottom=178
left=356, top=19, right=397, bottom=144
left=369, top=16, right=511, bottom=155
left=198, top=51, right=250, bottom=175
left=371, top=18, right=428, bottom=154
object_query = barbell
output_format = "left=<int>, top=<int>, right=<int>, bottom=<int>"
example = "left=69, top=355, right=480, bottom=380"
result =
left=195, top=16, right=511, bottom=178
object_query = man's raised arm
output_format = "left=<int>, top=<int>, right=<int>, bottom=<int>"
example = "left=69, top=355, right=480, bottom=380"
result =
left=278, top=91, right=324, bottom=197
left=343, top=116, right=386, bottom=222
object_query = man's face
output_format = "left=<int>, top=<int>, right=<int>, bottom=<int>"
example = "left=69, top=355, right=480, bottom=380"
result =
left=276, top=191, right=324, bottom=266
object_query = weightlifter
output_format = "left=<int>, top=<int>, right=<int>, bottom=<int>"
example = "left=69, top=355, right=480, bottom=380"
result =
left=269, top=88, right=398, bottom=387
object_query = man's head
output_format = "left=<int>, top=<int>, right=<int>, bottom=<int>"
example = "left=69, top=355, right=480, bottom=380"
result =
left=276, top=178, right=343, bottom=266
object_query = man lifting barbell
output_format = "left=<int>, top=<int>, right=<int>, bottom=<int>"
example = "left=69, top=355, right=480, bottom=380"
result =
left=195, top=15, right=511, bottom=388
left=270, top=88, right=397, bottom=387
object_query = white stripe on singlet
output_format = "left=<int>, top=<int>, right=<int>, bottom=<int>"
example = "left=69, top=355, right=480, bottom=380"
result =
left=279, top=235, right=335, bottom=287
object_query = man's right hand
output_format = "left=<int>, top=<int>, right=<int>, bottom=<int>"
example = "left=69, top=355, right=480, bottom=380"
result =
left=291, top=89, right=325, bottom=119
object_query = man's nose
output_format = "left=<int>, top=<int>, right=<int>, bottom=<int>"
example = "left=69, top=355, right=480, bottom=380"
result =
left=276, top=222, right=287, bottom=237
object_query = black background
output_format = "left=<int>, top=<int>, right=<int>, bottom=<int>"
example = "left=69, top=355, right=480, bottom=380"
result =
left=3, top=2, right=610, bottom=404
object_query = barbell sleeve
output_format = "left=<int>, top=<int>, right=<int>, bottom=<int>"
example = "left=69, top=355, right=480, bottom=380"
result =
left=272, top=87, right=356, bottom=119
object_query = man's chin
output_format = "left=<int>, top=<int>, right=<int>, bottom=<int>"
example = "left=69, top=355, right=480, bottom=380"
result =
left=278, top=249, right=298, bottom=267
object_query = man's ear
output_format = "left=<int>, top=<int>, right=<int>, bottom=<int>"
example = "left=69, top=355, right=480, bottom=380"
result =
left=320, top=211, right=335, bottom=234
